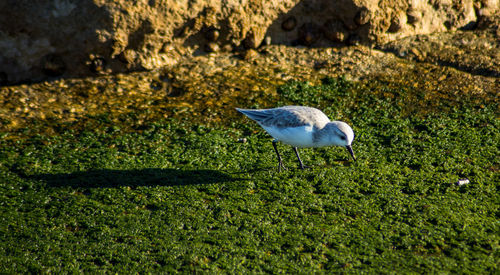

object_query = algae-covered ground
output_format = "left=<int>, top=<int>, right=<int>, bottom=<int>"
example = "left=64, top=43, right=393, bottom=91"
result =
left=0, top=77, right=498, bottom=273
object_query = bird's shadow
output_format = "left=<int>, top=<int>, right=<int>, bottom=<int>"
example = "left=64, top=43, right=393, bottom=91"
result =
left=232, top=158, right=353, bottom=174
left=30, top=168, right=240, bottom=188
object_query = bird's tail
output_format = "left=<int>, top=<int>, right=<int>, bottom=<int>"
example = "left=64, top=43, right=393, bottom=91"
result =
left=235, top=108, right=270, bottom=122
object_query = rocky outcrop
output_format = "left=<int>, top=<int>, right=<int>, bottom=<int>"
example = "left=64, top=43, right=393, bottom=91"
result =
left=0, top=0, right=497, bottom=84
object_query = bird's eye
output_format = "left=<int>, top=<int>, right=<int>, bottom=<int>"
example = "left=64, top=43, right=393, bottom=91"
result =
left=340, top=136, right=346, bottom=140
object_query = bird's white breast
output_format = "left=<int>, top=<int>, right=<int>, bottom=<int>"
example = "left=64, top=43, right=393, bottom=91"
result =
left=262, top=125, right=314, bottom=148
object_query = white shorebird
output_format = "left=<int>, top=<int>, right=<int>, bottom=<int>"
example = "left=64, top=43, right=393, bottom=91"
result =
left=236, top=106, right=356, bottom=171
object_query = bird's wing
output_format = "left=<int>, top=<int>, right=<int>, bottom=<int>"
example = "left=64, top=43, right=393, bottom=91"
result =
left=236, top=107, right=329, bottom=128
left=235, top=108, right=275, bottom=123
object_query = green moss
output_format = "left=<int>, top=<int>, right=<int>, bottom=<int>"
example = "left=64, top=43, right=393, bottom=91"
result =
left=0, top=78, right=498, bottom=273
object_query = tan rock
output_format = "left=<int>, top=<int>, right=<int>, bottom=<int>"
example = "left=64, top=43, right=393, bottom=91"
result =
left=323, top=20, right=349, bottom=43
left=0, top=0, right=486, bottom=84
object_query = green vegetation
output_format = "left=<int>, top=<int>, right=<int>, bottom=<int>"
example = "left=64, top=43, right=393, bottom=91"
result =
left=0, top=78, right=498, bottom=273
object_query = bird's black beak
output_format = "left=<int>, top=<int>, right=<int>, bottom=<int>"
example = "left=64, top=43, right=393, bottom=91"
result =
left=346, top=145, right=356, bottom=161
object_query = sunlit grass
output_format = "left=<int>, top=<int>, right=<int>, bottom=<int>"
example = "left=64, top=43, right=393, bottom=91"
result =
left=0, top=78, right=498, bottom=273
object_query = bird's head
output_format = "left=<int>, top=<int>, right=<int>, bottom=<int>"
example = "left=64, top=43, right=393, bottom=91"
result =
left=330, top=121, right=356, bottom=161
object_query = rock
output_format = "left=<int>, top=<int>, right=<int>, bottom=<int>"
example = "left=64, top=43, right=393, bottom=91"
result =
left=243, top=28, right=266, bottom=49
left=388, top=13, right=405, bottom=33
left=262, top=36, right=272, bottom=46
left=89, top=57, right=106, bottom=73
left=0, top=0, right=486, bottom=84
left=479, top=0, right=499, bottom=16
left=407, top=9, right=422, bottom=25
left=241, top=49, right=259, bottom=61
left=323, top=20, right=349, bottom=43
left=204, top=42, right=220, bottom=53
left=118, top=49, right=137, bottom=64
left=205, top=28, right=220, bottom=42
left=456, top=178, right=470, bottom=186
left=298, top=23, right=322, bottom=46
left=354, top=7, right=371, bottom=26
left=221, top=44, right=233, bottom=52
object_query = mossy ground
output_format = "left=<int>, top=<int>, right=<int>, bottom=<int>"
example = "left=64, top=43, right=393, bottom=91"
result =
left=0, top=77, right=498, bottom=273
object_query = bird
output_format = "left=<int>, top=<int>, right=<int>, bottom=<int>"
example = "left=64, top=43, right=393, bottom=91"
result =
left=236, top=106, right=356, bottom=171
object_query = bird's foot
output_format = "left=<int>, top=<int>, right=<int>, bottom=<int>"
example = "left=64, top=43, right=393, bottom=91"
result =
left=298, top=164, right=311, bottom=170
left=277, top=162, right=287, bottom=172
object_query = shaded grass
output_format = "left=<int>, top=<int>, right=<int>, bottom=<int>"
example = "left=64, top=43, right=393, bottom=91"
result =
left=0, top=78, right=498, bottom=273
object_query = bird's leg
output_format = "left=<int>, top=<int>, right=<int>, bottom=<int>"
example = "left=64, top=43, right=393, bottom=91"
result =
left=272, top=140, right=286, bottom=172
left=293, top=147, right=306, bottom=169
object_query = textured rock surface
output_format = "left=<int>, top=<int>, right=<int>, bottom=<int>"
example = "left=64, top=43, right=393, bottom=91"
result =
left=0, top=0, right=497, bottom=84
left=1, top=20, right=498, bottom=133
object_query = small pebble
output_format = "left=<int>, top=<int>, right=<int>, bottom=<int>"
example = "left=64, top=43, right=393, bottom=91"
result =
left=263, top=36, right=272, bottom=46
left=456, top=178, right=470, bottom=186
